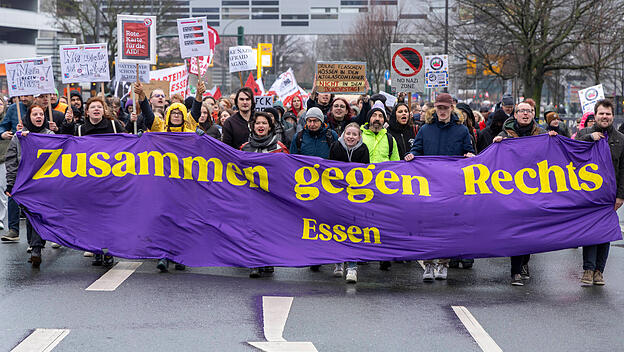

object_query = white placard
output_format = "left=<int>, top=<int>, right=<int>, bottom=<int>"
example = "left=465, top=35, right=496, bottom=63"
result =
left=378, top=91, right=397, bottom=108
left=390, top=44, right=425, bottom=93
left=5, top=57, right=55, bottom=97
left=229, top=46, right=256, bottom=73
left=117, top=15, right=157, bottom=64
left=177, top=18, right=212, bottom=59
left=115, top=62, right=150, bottom=83
left=60, top=43, right=110, bottom=84
left=424, top=54, right=449, bottom=88
left=150, top=65, right=188, bottom=97
left=268, top=68, right=299, bottom=100
left=255, top=96, right=275, bottom=111
left=579, top=84, right=605, bottom=115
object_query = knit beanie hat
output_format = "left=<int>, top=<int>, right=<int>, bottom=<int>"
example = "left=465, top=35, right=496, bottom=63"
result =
left=367, top=101, right=387, bottom=123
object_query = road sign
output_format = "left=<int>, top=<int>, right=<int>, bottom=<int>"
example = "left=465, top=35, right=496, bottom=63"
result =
left=424, top=55, right=449, bottom=88
left=384, top=70, right=390, bottom=81
left=390, top=44, right=424, bottom=93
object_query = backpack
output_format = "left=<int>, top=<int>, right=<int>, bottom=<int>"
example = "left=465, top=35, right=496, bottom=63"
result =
left=385, top=132, right=394, bottom=159
left=296, top=129, right=336, bottom=152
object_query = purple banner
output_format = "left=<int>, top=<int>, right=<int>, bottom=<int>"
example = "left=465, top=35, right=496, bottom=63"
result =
left=12, top=133, right=622, bottom=267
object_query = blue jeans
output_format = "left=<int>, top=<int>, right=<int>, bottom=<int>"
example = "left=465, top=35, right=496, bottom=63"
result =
left=8, top=197, right=19, bottom=232
left=583, top=243, right=610, bottom=272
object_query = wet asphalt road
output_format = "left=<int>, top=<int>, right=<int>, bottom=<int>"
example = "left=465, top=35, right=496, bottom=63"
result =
left=1, top=220, right=624, bottom=352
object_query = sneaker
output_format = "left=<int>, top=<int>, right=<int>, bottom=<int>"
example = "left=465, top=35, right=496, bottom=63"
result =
left=261, top=266, right=274, bottom=274
left=174, top=263, right=186, bottom=271
left=511, top=274, right=524, bottom=286
left=345, top=268, right=357, bottom=283
left=83, top=251, right=94, bottom=257
left=423, top=264, right=434, bottom=282
left=0, top=222, right=4, bottom=230
left=1, top=229, right=19, bottom=242
left=51, top=242, right=61, bottom=249
left=31, top=255, right=41, bottom=268
left=333, top=263, right=344, bottom=277
left=520, top=264, right=530, bottom=279
left=103, top=255, right=114, bottom=268
left=309, top=265, right=321, bottom=272
left=434, top=264, right=447, bottom=280
left=580, top=270, right=593, bottom=286
left=249, top=268, right=261, bottom=278
left=379, top=261, right=391, bottom=271
left=92, top=254, right=103, bottom=266
left=26, top=246, right=32, bottom=253
left=593, top=270, right=605, bottom=286
left=157, top=259, right=169, bottom=272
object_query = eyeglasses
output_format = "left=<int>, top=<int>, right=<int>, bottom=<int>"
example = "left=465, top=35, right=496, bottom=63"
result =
left=170, top=111, right=183, bottom=116
left=517, top=109, right=532, bottom=114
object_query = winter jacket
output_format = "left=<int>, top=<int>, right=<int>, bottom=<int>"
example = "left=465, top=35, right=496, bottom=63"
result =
left=360, top=124, right=400, bottom=162
left=576, top=124, right=624, bottom=199
left=124, top=97, right=154, bottom=133
left=289, top=126, right=338, bottom=159
left=64, top=117, right=126, bottom=136
left=477, top=127, right=497, bottom=153
left=329, top=138, right=370, bottom=163
left=387, top=119, right=417, bottom=159
left=5, top=127, right=55, bottom=193
left=240, top=132, right=289, bottom=153
left=0, top=102, right=27, bottom=134
left=151, top=103, right=197, bottom=133
left=409, top=109, right=474, bottom=156
left=222, top=111, right=251, bottom=149
left=498, top=118, right=546, bottom=138
left=327, top=116, right=352, bottom=137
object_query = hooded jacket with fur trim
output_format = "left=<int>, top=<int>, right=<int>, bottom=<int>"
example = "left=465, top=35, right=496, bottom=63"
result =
left=409, top=108, right=474, bottom=156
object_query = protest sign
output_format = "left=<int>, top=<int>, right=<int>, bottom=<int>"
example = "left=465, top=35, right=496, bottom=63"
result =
left=142, top=80, right=171, bottom=100
left=579, top=84, right=605, bottom=115
left=150, top=65, right=188, bottom=97
left=117, top=15, right=157, bottom=64
left=391, top=44, right=425, bottom=93
left=378, top=91, right=397, bottom=108
left=229, top=46, right=256, bottom=73
left=316, top=61, right=366, bottom=94
left=13, top=134, right=621, bottom=267
left=189, top=56, right=213, bottom=77
left=268, top=68, right=299, bottom=101
left=254, top=96, right=275, bottom=111
left=5, top=57, right=55, bottom=97
left=59, top=44, right=110, bottom=84
left=177, top=18, right=212, bottom=59
left=115, top=62, right=150, bottom=83
left=424, top=55, right=449, bottom=89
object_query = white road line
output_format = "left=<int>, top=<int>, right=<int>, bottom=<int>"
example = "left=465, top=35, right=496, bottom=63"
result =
left=262, top=296, right=293, bottom=342
left=85, top=261, right=142, bottom=291
left=248, top=341, right=318, bottom=352
left=248, top=296, right=318, bottom=351
left=11, top=328, right=70, bottom=352
left=452, top=306, right=503, bottom=352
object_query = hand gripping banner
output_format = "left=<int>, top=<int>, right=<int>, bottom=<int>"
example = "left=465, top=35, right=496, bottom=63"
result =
left=12, top=133, right=622, bottom=267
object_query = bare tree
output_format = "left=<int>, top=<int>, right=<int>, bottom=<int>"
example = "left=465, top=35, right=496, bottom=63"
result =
left=447, top=0, right=624, bottom=112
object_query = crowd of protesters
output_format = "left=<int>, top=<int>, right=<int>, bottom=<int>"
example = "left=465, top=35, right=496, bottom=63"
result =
left=0, top=74, right=620, bottom=288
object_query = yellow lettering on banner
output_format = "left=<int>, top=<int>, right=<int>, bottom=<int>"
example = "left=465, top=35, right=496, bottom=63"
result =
left=364, top=227, right=381, bottom=244
left=376, top=170, right=399, bottom=195
left=345, top=165, right=375, bottom=203
left=61, top=153, right=87, bottom=178
left=537, top=160, right=569, bottom=193
left=182, top=156, right=223, bottom=182
left=138, top=151, right=180, bottom=178
left=401, top=175, right=431, bottom=196
left=301, top=218, right=318, bottom=240
left=88, top=152, right=111, bottom=177
left=566, top=162, right=582, bottom=191
left=333, top=224, right=347, bottom=242
left=491, top=169, right=513, bottom=195
left=294, top=165, right=320, bottom=201
left=347, top=225, right=362, bottom=243
left=321, top=167, right=344, bottom=194
left=33, top=149, right=62, bottom=179
left=226, top=162, right=247, bottom=186
left=579, top=163, right=603, bottom=191
left=319, top=223, right=332, bottom=241
left=514, top=168, right=538, bottom=194
left=462, top=164, right=492, bottom=195
left=112, top=152, right=137, bottom=177
left=244, top=166, right=269, bottom=192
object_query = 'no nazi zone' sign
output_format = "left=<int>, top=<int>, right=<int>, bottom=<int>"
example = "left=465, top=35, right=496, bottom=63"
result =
left=390, top=44, right=424, bottom=93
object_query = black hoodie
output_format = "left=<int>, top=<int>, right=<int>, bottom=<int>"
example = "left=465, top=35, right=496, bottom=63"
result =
left=387, top=106, right=417, bottom=159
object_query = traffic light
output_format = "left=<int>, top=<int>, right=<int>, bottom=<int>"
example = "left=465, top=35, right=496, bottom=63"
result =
left=237, top=26, right=244, bottom=45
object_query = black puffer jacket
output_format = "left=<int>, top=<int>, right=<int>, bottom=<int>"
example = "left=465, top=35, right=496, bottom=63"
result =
left=329, top=138, right=370, bottom=163
left=576, top=124, right=624, bottom=198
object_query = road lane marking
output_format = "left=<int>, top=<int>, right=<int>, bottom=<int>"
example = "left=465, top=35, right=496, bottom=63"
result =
left=86, top=261, right=142, bottom=291
left=248, top=296, right=318, bottom=351
left=11, top=328, right=70, bottom=352
left=262, top=296, right=293, bottom=342
left=452, top=306, right=503, bottom=352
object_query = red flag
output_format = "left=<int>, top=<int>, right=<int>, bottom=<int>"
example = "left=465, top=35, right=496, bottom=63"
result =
left=244, top=72, right=262, bottom=96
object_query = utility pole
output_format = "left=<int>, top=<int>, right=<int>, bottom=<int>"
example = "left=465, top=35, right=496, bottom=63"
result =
left=444, top=0, right=449, bottom=93
left=94, top=0, right=101, bottom=42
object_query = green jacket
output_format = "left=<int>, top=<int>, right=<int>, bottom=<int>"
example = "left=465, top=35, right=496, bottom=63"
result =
left=360, top=124, right=400, bottom=163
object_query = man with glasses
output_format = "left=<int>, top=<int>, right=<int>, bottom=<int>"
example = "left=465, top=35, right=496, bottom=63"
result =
left=405, top=93, right=475, bottom=282
left=493, top=101, right=555, bottom=286
left=149, top=89, right=167, bottom=111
